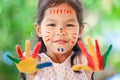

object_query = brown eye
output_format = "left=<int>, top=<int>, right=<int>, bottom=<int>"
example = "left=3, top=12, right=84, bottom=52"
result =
left=47, top=24, right=56, bottom=27
left=66, top=24, right=75, bottom=27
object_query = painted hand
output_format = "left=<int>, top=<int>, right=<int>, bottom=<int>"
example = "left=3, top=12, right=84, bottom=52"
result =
left=7, top=40, right=52, bottom=74
left=72, top=37, right=112, bottom=72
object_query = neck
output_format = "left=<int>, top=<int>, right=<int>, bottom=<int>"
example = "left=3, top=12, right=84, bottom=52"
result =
left=46, top=50, right=72, bottom=63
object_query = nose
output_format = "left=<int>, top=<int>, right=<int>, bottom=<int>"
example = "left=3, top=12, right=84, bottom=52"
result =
left=56, top=28, right=67, bottom=36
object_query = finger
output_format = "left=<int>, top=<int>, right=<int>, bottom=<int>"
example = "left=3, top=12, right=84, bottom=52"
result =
left=72, top=65, right=92, bottom=71
left=103, top=44, right=112, bottom=69
left=25, top=40, right=30, bottom=57
left=16, top=45, right=25, bottom=60
left=78, top=40, right=90, bottom=58
left=87, top=37, right=99, bottom=70
left=95, top=39, right=103, bottom=70
left=78, top=41, right=95, bottom=70
left=32, top=42, right=42, bottom=58
left=95, top=39, right=101, bottom=55
left=7, top=55, right=20, bottom=64
left=36, top=62, right=52, bottom=69
left=87, top=37, right=94, bottom=55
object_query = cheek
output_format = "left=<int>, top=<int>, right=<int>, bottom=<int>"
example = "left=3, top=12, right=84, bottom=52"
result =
left=70, top=33, right=78, bottom=45
left=42, top=31, right=51, bottom=43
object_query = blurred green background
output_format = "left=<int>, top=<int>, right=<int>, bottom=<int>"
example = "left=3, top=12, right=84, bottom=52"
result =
left=0, top=0, right=120, bottom=80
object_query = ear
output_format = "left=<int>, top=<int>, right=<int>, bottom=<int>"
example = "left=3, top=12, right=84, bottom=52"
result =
left=34, top=23, right=42, bottom=37
left=79, top=24, right=85, bottom=37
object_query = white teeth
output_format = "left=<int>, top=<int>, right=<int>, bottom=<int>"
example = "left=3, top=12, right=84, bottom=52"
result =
left=57, top=48, right=64, bottom=52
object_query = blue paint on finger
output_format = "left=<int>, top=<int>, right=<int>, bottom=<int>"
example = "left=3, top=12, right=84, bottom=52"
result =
left=37, top=62, right=52, bottom=69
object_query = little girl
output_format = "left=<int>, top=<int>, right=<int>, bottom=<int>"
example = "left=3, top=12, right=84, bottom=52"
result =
left=19, top=0, right=93, bottom=80
left=6, top=0, right=112, bottom=80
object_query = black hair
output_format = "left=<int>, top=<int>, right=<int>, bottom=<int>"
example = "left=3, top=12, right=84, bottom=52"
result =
left=19, top=0, right=94, bottom=80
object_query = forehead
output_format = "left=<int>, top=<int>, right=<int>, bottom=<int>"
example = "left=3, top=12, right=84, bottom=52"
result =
left=41, top=3, right=79, bottom=24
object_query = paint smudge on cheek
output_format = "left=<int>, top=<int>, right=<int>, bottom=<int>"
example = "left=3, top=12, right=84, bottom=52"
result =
left=71, top=41, right=75, bottom=45
left=46, top=38, right=50, bottom=42
left=72, top=33, right=77, bottom=39
left=71, top=33, right=77, bottom=45
left=45, top=32, right=51, bottom=42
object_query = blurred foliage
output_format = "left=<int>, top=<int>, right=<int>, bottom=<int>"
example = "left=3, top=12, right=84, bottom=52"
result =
left=0, top=0, right=37, bottom=80
left=0, top=0, right=120, bottom=80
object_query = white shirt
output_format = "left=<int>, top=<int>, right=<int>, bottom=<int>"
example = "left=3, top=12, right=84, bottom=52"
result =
left=34, top=52, right=88, bottom=80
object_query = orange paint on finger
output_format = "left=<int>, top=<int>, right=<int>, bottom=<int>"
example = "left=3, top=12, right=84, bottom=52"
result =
left=25, top=40, right=30, bottom=57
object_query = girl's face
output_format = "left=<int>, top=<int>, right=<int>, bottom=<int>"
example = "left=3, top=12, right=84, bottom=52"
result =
left=36, top=3, right=83, bottom=55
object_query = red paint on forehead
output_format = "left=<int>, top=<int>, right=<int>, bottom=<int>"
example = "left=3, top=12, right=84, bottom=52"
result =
left=50, top=9, right=72, bottom=14
left=60, top=9, right=62, bottom=14
left=57, top=9, right=59, bottom=14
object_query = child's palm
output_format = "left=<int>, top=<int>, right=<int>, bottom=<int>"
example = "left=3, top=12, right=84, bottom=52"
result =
left=72, top=37, right=112, bottom=72
left=16, top=56, right=37, bottom=73
left=7, top=40, right=52, bottom=74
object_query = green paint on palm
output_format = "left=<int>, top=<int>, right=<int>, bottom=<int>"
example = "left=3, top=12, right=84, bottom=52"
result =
left=7, top=55, right=20, bottom=64
left=103, top=44, right=112, bottom=69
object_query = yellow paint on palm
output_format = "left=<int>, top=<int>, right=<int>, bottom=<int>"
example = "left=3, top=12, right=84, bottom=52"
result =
left=25, top=40, right=30, bottom=57
left=16, top=57, right=37, bottom=74
left=72, top=65, right=92, bottom=71
left=87, top=37, right=99, bottom=71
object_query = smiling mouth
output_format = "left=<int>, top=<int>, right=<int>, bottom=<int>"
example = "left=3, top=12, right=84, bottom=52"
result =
left=54, top=40, right=68, bottom=45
